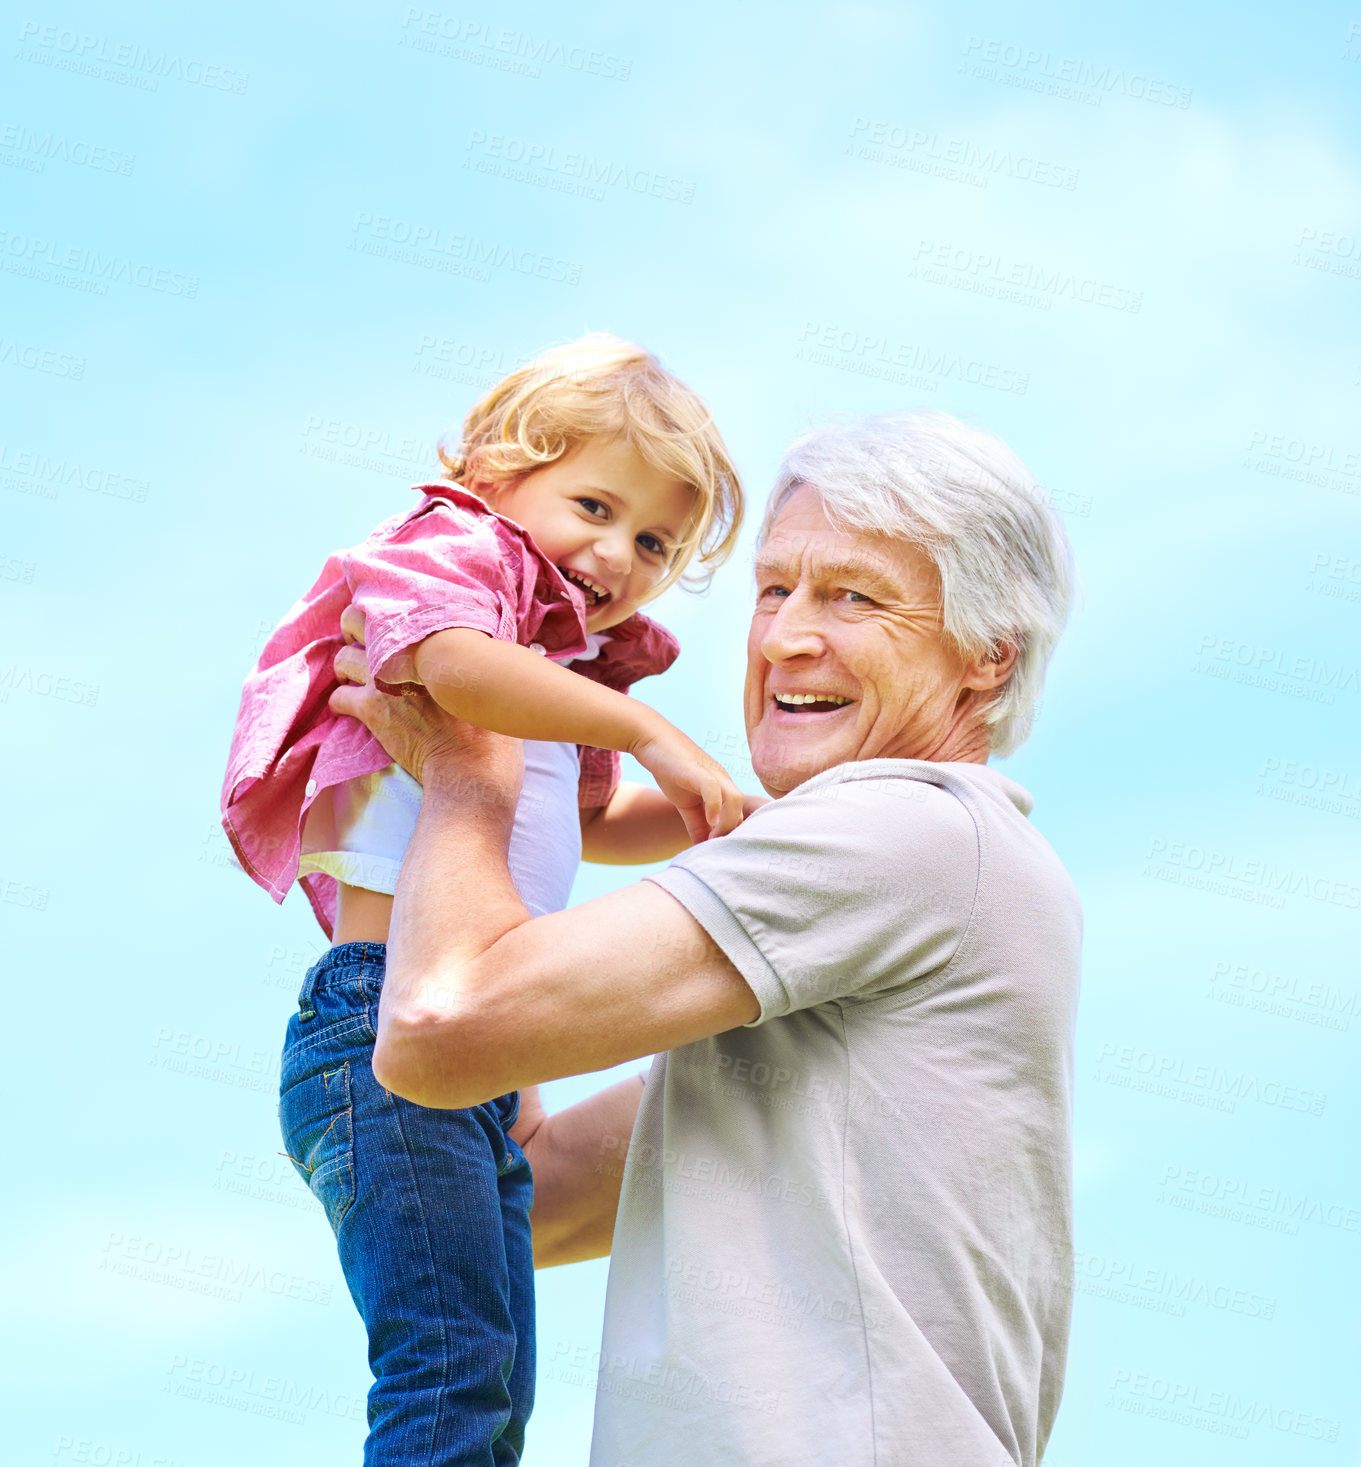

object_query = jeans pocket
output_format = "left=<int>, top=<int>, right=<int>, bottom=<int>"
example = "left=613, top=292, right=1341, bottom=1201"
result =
left=279, top=1062, right=356, bottom=1232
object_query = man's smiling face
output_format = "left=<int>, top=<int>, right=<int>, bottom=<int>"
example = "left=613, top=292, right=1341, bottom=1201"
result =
left=744, top=483, right=993, bottom=794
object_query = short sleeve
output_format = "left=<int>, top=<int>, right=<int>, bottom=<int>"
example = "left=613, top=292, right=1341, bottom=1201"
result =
left=340, top=504, right=521, bottom=693
left=646, top=772, right=980, bottom=1022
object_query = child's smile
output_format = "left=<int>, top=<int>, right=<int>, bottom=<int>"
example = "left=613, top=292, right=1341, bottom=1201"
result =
left=559, top=566, right=613, bottom=610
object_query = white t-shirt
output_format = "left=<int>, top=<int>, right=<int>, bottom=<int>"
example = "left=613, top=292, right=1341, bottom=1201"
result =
left=298, top=636, right=606, bottom=919
left=591, top=759, right=1082, bottom=1467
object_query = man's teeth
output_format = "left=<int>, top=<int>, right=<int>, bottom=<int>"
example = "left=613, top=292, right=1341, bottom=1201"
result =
left=774, top=693, right=852, bottom=707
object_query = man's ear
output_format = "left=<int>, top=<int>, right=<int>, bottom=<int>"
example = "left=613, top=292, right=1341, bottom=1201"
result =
left=961, top=640, right=1020, bottom=693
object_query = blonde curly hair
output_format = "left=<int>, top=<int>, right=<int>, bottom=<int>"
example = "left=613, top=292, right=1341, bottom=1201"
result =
left=439, top=333, right=742, bottom=593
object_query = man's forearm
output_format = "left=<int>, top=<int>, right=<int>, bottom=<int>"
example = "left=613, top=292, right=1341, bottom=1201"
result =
left=581, top=784, right=692, bottom=865
left=374, top=746, right=759, bottom=1108
left=374, top=754, right=530, bottom=1103
left=513, top=1075, right=648, bottom=1268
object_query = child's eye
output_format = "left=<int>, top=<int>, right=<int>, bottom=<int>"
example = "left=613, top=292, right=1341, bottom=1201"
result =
left=576, top=498, right=608, bottom=518
left=637, top=533, right=667, bottom=556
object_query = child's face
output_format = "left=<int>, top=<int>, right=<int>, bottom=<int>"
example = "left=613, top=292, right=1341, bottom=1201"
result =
left=488, top=438, right=697, bottom=632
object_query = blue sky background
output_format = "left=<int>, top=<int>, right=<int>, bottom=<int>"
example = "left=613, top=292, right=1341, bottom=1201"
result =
left=4, top=1, right=1360, bottom=1463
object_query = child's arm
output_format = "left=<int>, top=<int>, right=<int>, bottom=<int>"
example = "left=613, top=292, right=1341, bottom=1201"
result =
left=581, top=786, right=771, bottom=865
left=410, top=628, right=744, bottom=842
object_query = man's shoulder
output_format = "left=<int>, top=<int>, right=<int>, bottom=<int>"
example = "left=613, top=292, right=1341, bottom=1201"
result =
left=717, top=762, right=981, bottom=898
left=776, top=760, right=983, bottom=834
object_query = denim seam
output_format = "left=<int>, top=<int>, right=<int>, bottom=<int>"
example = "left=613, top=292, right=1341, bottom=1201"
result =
left=322, top=1064, right=356, bottom=1228
left=281, top=1013, right=375, bottom=1071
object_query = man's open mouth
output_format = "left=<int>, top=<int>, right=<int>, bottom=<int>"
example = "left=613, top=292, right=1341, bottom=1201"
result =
left=561, top=568, right=612, bottom=609
left=772, top=692, right=854, bottom=714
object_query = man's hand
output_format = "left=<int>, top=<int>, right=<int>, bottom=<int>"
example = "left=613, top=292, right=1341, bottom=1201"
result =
left=330, top=614, right=523, bottom=804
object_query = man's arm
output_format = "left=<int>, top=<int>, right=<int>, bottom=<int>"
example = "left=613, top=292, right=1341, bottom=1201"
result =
left=580, top=783, right=690, bottom=865
left=582, top=785, right=771, bottom=866
left=510, top=1077, right=648, bottom=1268
left=374, top=745, right=758, bottom=1108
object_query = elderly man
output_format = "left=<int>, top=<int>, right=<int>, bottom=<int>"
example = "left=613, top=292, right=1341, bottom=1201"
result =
left=333, top=409, right=1080, bottom=1467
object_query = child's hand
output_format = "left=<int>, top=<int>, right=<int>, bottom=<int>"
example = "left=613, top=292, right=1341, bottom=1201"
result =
left=631, top=725, right=746, bottom=844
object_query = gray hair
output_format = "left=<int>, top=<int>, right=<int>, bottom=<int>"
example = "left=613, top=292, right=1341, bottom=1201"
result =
left=759, top=410, right=1075, bottom=757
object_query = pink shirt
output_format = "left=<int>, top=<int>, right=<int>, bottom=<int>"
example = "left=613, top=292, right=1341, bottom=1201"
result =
left=222, top=484, right=679, bottom=936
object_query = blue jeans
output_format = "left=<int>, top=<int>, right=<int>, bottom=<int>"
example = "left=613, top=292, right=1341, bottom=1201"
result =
left=279, top=942, right=535, bottom=1465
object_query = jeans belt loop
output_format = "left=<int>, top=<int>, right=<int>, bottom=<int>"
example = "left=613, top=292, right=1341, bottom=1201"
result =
left=298, top=961, right=320, bottom=1022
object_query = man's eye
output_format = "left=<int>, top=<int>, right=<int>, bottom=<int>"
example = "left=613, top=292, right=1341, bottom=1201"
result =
left=577, top=498, right=608, bottom=518
left=637, top=533, right=666, bottom=556
left=759, top=584, right=791, bottom=599
left=842, top=589, right=873, bottom=603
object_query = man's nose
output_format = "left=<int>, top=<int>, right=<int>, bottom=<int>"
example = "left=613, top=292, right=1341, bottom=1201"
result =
left=761, top=591, right=823, bottom=661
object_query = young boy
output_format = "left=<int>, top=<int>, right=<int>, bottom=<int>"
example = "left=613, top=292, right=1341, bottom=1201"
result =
left=221, top=335, right=745, bottom=1465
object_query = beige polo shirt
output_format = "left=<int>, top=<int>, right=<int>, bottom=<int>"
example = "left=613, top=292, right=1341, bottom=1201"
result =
left=589, top=759, right=1082, bottom=1467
